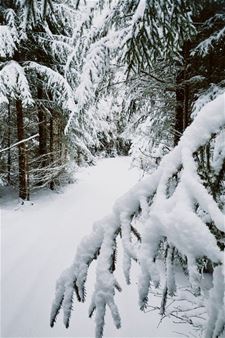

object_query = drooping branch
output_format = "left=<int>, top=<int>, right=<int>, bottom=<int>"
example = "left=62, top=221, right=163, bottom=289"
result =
left=51, top=94, right=225, bottom=338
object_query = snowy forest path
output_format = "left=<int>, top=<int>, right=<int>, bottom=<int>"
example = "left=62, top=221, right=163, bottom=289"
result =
left=1, top=156, right=191, bottom=338
left=1, top=157, right=141, bottom=337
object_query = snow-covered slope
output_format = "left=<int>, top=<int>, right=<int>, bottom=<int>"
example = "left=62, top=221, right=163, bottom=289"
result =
left=1, top=157, right=191, bottom=337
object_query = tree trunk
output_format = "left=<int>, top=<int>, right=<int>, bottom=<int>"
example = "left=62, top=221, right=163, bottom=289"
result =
left=49, top=113, right=54, bottom=190
left=37, top=85, right=48, bottom=187
left=174, top=72, right=185, bottom=146
left=174, top=42, right=190, bottom=146
left=16, top=100, right=29, bottom=200
left=7, top=102, right=11, bottom=184
left=37, top=86, right=47, bottom=163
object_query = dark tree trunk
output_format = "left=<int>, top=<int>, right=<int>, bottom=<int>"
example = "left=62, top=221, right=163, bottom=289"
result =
left=49, top=113, right=54, bottom=190
left=174, top=42, right=190, bottom=146
left=16, top=100, right=29, bottom=200
left=37, top=86, right=47, bottom=163
left=183, top=83, right=189, bottom=130
left=174, top=72, right=185, bottom=146
left=7, top=102, right=11, bottom=184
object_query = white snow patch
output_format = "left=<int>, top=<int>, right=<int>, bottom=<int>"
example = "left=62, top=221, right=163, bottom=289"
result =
left=1, top=157, right=193, bottom=337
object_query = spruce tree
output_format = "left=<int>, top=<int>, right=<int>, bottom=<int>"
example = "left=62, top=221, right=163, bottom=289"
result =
left=50, top=1, right=225, bottom=337
left=0, top=0, right=79, bottom=197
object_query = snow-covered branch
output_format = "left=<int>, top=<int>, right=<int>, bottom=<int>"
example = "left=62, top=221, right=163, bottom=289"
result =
left=0, top=61, right=34, bottom=106
left=24, top=61, right=78, bottom=133
left=51, top=94, right=225, bottom=338
left=0, top=25, right=17, bottom=58
left=0, top=133, right=39, bottom=154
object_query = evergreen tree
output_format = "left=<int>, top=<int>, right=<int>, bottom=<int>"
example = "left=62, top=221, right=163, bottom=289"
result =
left=51, top=94, right=225, bottom=338
left=0, top=0, right=85, bottom=197
left=50, top=1, right=225, bottom=337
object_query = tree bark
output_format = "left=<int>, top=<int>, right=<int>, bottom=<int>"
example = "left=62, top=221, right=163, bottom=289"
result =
left=16, top=100, right=29, bottom=200
left=174, top=72, right=185, bottom=146
left=174, top=42, right=190, bottom=146
left=49, top=113, right=54, bottom=190
left=7, top=102, right=11, bottom=184
left=38, top=86, right=47, bottom=163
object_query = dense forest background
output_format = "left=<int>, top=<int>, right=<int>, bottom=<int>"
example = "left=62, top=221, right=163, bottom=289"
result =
left=1, top=1, right=225, bottom=338
left=1, top=0, right=224, bottom=200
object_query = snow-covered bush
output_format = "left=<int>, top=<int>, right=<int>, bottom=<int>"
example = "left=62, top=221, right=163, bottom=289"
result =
left=51, top=94, right=225, bottom=338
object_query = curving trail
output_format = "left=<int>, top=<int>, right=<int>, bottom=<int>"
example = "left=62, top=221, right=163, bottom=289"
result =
left=1, top=157, right=189, bottom=337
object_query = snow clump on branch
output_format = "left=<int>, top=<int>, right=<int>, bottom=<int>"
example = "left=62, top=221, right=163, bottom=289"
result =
left=51, top=94, right=225, bottom=338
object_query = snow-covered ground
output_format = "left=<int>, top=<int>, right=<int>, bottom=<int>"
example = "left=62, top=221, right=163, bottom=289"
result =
left=1, top=157, right=193, bottom=337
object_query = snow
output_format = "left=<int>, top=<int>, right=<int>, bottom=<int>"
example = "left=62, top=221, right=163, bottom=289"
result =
left=205, top=265, right=225, bottom=338
left=0, top=61, right=34, bottom=107
left=23, top=61, right=78, bottom=132
left=133, top=0, right=146, bottom=23
left=192, top=25, right=225, bottom=57
left=1, top=157, right=193, bottom=337
left=212, top=129, right=225, bottom=173
left=0, top=25, right=16, bottom=58
left=48, top=94, right=225, bottom=337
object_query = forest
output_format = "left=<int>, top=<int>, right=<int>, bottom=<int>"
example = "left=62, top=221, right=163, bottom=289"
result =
left=0, top=0, right=225, bottom=338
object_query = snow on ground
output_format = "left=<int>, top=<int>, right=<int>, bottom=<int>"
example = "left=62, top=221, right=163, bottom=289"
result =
left=1, top=157, right=193, bottom=337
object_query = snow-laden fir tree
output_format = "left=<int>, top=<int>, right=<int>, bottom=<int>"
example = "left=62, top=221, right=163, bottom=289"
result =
left=51, top=92, right=225, bottom=338
left=51, top=0, right=225, bottom=337
left=0, top=0, right=118, bottom=197
left=108, top=0, right=225, bottom=175
left=60, top=0, right=195, bottom=173
left=61, top=0, right=196, bottom=172
left=0, top=0, right=80, bottom=197
left=0, top=0, right=126, bottom=196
